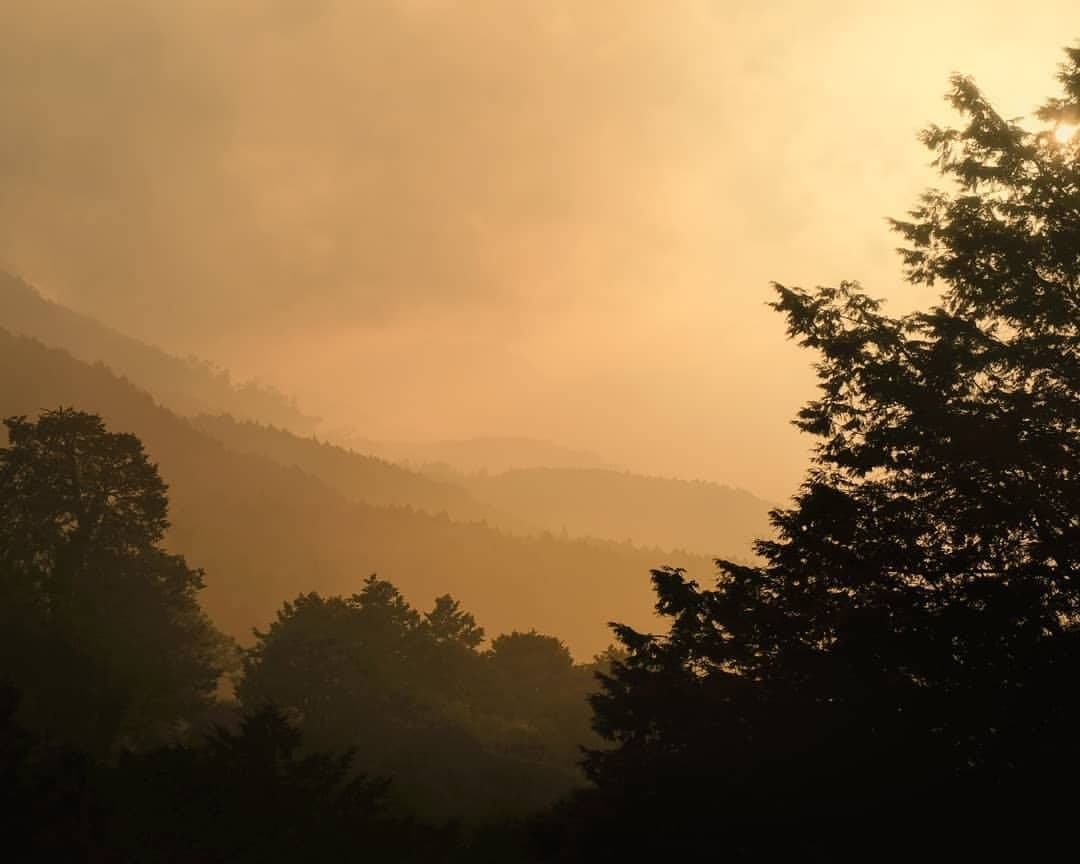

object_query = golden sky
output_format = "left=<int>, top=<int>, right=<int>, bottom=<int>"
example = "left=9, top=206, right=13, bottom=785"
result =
left=2, top=1, right=1077, bottom=499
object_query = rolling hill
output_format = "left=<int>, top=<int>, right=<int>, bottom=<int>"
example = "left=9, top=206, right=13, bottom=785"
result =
left=324, top=431, right=617, bottom=475
left=0, top=328, right=710, bottom=658
left=1, top=273, right=774, bottom=562
left=457, top=467, right=773, bottom=559
left=0, top=271, right=319, bottom=432
left=189, top=413, right=503, bottom=525
left=194, top=415, right=772, bottom=559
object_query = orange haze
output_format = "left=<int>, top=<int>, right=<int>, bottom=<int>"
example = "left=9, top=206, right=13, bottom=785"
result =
left=2, top=0, right=1077, bottom=499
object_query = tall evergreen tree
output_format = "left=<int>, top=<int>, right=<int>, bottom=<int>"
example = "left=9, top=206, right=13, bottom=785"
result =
left=583, top=46, right=1080, bottom=854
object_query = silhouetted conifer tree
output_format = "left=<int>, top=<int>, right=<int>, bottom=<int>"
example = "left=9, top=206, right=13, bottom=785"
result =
left=581, top=46, right=1080, bottom=858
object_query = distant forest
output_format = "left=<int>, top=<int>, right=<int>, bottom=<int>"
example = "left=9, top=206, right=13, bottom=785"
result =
left=0, top=271, right=321, bottom=432
left=0, top=273, right=774, bottom=560
left=0, top=407, right=607, bottom=855
left=192, top=413, right=774, bottom=556
left=0, top=327, right=716, bottom=657
left=0, top=274, right=774, bottom=656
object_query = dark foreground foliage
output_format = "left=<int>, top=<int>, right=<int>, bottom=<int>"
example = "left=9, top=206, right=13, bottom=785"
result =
left=0, top=409, right=228, bottom=754
left=0, top=409, right=580, bottom=859
left=0, top=684, right=537, bottom=862
left=239, top=581, right=601, bottom=824
left=538, top=45, right=1080, bottom=863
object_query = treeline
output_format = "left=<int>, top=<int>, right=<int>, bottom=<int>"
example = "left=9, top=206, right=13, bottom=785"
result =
left=450, top=465, right=773, bottom=557
left=193, top=413, right=771, bottom=556
left=2, top=270, right=774, bottom=562
left=0, top=328, right=709, bottom=658
left=239, top=583, right=603, bottom=824
left=190, top=412, right=502, bottom=525
left=0, top=408, right=604, bottom=858
left=0, top=272, right=320, bottom=433
left=324, top=432, right=616, bottom=475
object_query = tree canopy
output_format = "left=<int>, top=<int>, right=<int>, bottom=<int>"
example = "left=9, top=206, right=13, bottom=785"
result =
left=580, top=45, right=1080, bottom=857
left=0, top=408, right=227, bottom=753
left=238, top=578, right=599, bottom=824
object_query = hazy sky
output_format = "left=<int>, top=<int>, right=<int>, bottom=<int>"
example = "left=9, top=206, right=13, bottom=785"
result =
left=3, top=1, right=1078, bottom=499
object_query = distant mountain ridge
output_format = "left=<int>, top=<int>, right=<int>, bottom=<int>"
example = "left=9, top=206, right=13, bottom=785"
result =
left=0, top=271, right=319, bottom=432
left=324, top=431, right=617, bottom=475
left=189, top=413, right=523, bottom=529
left=0, top=327, right=709, bottom=657
left=193, top=416, right=770, bottom=559
left=456, top=467, right=773, bottom=559
left=2, top=271, right=773, bottom=562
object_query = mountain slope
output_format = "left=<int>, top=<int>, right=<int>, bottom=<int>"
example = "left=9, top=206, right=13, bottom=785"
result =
left=0, top=329, right=707, bottom=657
left=0, top=271, right=318, bottom=431
left=459, top=467, right=773, bottom=559
left=190, top=414, right=507, bottom=525
left=195, top=415, right=770, bottom=560
left=325, top=431, right=617, bottom=474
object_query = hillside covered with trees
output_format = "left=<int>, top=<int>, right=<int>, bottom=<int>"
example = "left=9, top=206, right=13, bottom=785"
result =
left=326, top=432, right=617, bottom=475
left=194, top=413, right=772, bottom=557
left=0, top=408, right=609, bottom=856
left=190, top=413, right=502, bottom=525
left=452, top=466, right=773, bottom=557
left=0, top=271, right=319, bottom=432
left=0, top=328, right=708, bottom=658
left=2, top=271, right=776, bottom=559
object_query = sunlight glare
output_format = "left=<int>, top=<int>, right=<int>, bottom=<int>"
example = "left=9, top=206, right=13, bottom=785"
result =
left=1054, top=122, right=1079, bottom=145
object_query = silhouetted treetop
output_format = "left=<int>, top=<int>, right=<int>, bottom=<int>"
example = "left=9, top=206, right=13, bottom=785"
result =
left=583, top=45, right=1080, bottom=850
left=237, top=578, right=599, bottom=825
left=1, top=409, right=171, bottom=570
left=0, top=408, right=226, bottom=753
left=424, top=594, right=485, bottom=648
left=0, top=330, right=702, bottom=658
left=0, top=272, right=321, bottom=432
left=488, top=631, right=574, bottom=683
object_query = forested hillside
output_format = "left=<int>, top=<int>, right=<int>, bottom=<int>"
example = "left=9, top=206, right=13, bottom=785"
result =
left=191, top=413, right=505, bottom=525
left=0, top=407, right=611, bottom=836
left=0, top=274, right=773, bottom=559
left=194, top=415, right=771, bottom=557
left=456, top=467, right=773, bottom=558
left=0, top=272, right=318, bottom=431
left=0, top=329, right=705, bottom=657
left=326, top=431, right=616, bottom=474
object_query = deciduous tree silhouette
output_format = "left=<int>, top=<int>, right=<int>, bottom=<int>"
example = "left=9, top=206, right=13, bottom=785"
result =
left=424, top=594, right=485, bottom=648
left=238, top=580, right=597, bottom=824
left=580, top=46, right=1080, bottom=857
left=0, top=409, right=227, bottom=753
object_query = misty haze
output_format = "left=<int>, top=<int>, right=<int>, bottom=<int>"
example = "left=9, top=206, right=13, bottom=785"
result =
left=3, top=2, right=1080, bottom=859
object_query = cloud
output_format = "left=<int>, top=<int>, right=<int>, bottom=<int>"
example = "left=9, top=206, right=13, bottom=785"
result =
left=1, top=1, right=718, bottom=336
left=2, top=0, right=1076, bottom=497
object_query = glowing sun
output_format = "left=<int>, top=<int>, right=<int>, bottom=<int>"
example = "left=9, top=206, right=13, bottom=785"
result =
left=1053, top=122, right=1079, bottom=145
